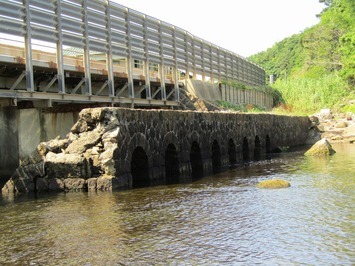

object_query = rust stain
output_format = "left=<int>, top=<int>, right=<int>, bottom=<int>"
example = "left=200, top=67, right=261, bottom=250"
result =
left=75, top=65, right=84, bottom=72
left=48, top=61, right=57, bottom=69
left=15, top=56, right=25, bottom=64
left=115, top=72, right=128, bottom=78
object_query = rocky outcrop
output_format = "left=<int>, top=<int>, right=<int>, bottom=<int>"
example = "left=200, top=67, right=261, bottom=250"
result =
left=304, top=138, right=336, bottom=156
left=313, top=109, right=355, bottom=143
left=2, top=108, right=120, bottom=194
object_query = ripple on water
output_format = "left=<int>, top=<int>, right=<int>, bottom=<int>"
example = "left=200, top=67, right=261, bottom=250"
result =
left=0, top=144, right=354, bottom=265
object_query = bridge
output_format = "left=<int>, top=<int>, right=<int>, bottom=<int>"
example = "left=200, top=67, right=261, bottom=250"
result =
left=0, top=0, right=265, bottom=109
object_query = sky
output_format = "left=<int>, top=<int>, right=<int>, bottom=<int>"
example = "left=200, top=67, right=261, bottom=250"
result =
left=113, top=0, right=325, bottom=57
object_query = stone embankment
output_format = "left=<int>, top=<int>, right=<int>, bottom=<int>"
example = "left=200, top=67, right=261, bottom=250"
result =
left=2, top=107, right=311, bottom=194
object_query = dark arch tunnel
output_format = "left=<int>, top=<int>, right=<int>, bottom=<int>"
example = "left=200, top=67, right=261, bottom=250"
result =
left=242, top=137, right=250, bottom=163
left=165, top=143, right=180, bottom=184
left=131, top=146, right=150, bottom=188
left=266, top=135, right=271, bottom=154
left=190, top=141, right=203, bottom=179
left=254, top=135, right=261, bottom=161
left=212, top=139, right=222, bottom=174
left=228, top=138, right=237, bottom=166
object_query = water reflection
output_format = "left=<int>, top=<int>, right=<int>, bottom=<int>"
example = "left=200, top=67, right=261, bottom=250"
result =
left=0, top=144, right=354, bottom=265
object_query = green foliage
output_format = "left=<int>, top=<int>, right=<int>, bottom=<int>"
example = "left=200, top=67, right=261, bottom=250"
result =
left=249, top=0, right=355, bottom=114
left=339, top=32, right=355, bottom=85
left=249, top=34, right=305, bottom=80
left=272, top=73, right=350, bottom=115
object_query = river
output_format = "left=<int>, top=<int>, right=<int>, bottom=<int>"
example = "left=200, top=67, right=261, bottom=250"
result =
left=0, top=143, right=354, bottom=265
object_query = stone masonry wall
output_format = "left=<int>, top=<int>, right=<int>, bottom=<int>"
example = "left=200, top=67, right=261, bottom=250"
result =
left=2, top=107, right=311, bottom=193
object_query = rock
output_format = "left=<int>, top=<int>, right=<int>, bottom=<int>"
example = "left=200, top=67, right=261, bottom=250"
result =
left=45, top=152, right=91, bottom=178
left=1, top=162, right=45, bottom=193
left=48, top=178, right=65, bottom=192
left=315, top=109, right=333, bottom=120
left=304, top=138, right=336, bottom=156
left=99, top=142, right=118, bottom=176
left=20, top=148, right=43, bottom=166
left=70, top=118, right=88, bottom=134
left=36, top=178, right=49, bottom=192
left=87, top=178, right=97, bottom=191
left=96, top=175, right=115, bottom=191
left=37, top=137, right=70, bottom=156
left=65, top=129, right=103, bottom=154
left=309, top=115, right=320, bottom=126
left=257, top=179, right=291, bottom=189
left=335, top=121, right=348, bottom=128
left=64, top=178, right=87, bottom=191
left=346, top=112, right=353, bottom=121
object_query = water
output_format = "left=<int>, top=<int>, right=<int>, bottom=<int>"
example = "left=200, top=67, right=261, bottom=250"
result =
left=0, top=143, right=354, bottom=265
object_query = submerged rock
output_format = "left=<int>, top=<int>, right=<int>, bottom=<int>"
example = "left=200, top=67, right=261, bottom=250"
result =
left=257, top=179, right=291, bottom=189
left=304, top=138, right=336, bottom=156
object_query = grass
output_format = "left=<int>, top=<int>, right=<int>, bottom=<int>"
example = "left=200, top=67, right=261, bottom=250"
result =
left=271, top=72, right=351, bottom=115
left=216, top=100, right=267, bottom=113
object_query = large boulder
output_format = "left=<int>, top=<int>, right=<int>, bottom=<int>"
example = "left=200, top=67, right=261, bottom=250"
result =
left=304, top=138, right=336, bottom=156
left=257, top=179, right=291, bottom=189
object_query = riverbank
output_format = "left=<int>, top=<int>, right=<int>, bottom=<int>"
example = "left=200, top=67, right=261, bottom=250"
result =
left=312, top=109, right=355, bottom=144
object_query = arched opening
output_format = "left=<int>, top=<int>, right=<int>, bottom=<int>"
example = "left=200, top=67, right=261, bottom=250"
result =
left=266, top=135, right=271, bottom=154
left=212, top=140, right=222, bottom=174
left=242, top=137, right=250, bottom=163
left=190, top=141, right=203, bottom=179
left=228, top=138, right=237, bottom=166
left=131, top=146, right=150, bottom=188
left=254, top=135, right=261, bottom=161
left=165, top=143, right=180, bottom=184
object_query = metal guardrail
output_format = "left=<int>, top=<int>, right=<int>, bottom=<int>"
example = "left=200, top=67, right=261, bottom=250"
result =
left=0, top=0, right=265, bottom=107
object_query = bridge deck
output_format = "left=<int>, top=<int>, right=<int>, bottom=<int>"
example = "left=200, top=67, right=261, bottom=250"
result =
left=0, top=0, right=265, bottom=108
left=0, top=43, right=180, bottom=108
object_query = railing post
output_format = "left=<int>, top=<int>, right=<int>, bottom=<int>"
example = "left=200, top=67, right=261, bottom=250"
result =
left=126, top=8, right=134, bottom=98
left=209, top=44, right=213, bottom=83
left=184, top=31, right=189, bottom=83
left=201, top=42, right=205, bottom=82
left=23, top=0, right=34, bottom=92
left=172, top=26, right=179, bottom=101
left=106, top=0, right=115, bottom=97
left=158, top=21, right=166, bottom=100
left=55, top=0, right=65, bottom=94
left=191, top=36, right=196, bottom=79
left=143, top=15, right=151, bottom=99
left=82, top=0, right=92, bottom=95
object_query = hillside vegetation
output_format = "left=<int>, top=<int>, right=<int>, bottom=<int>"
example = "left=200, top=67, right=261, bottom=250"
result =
left=249, top=0, right=355, bottom=115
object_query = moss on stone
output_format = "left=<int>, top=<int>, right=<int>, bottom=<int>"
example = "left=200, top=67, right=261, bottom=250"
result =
left=304, top=138, right=336, bottom=156
left=257, top=179, right=291, bottom=189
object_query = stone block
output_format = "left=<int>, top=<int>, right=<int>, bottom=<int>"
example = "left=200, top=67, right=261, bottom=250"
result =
left=48, top=178, right=65, bottom=191
left=64, top=178, right=86, bottom=191
left=87, top=178, right=97, bottom=191
left=45, top=152, right=90, bottom=178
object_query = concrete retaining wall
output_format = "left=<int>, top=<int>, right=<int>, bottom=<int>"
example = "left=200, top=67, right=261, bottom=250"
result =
left=185, top=79, right=273, bottom=110
left=0, top=107, right=78, bottom=183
